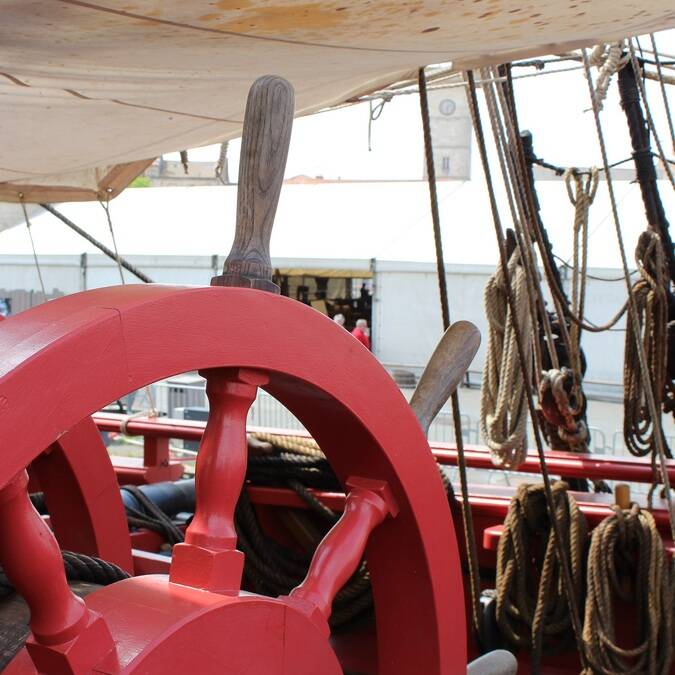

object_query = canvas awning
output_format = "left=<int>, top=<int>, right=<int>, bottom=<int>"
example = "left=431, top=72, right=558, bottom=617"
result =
left=2, top=1, right=674, bottom=203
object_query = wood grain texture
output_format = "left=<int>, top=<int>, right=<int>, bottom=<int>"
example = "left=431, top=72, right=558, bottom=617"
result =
left=214, top=75, right=295, bottom=293
left=410, top=320, right=481, bottom=436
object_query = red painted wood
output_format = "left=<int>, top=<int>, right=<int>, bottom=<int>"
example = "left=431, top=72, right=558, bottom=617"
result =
left=432, top=443, right=675, bottom=485
left=0, top=471, right=117, bottom=675
left=30, top=417, right=133, bottom=572
left=171, top=368, right=266, bottom=593
left=94, top=413, right=675, bottom=486
left=0, top=284, right=465, bottom=674
left=0, top=471, right=89, bottom=645
left=289, top=479, right=394, bottom=622
left=110, top=457, right=185, bottom=485
left=133, top=549, right=172, bottom=575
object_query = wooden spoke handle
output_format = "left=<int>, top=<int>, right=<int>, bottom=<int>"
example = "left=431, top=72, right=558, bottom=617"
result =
left=288, top=477, right=396, bottom=623
left=410, top=320, right=481, bottom=436
left=212, top=75, right=295, bottom=293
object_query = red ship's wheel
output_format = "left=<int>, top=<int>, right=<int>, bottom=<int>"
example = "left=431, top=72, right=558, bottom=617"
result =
left=0, top=284, right=465, bottom=674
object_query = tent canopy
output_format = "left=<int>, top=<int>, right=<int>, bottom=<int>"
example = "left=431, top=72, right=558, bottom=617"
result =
left=2, top=1, right=674, bottom=203
left=1, top=180, right=672, bottom=269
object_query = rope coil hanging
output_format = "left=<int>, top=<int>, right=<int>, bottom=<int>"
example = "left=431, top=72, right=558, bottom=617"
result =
left=494, top=482, right=587, bottom=672
left=538, top=168, right=599, bottom=454
left=623, top=230, right=671, bottom=458
left=582, top=504, right=673, bottom=675
left=481, top=244, right=533, bottom=469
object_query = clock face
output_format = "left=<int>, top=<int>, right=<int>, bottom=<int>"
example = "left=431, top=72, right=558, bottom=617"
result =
left=439, top=99, right=456, bottom=116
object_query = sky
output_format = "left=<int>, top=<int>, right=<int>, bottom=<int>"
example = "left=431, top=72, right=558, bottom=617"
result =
left=1, top=30, right=673, bottom=269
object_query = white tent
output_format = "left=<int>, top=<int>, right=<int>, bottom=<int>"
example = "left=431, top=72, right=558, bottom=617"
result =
left=0, top=179, right=670, bottom=269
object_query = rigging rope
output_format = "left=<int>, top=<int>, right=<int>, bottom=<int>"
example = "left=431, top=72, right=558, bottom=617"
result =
left=418, top=65, right=483, bottom=640
left=494, top=482, right=587, bottom=672
left=649, top=34, right=675, bottom=155
left=465, top=68, right=589, bottom=668
left=623, top=231, right=671, bottom=458
left=582, top=504, right=673, bottom=675
left=580, top=48, right=675, bottom=545
left=480, top=245, right=533, bottom=469
left=215, top=141, right=229, bottom=184
left=537, top=169, right=599, bottom=454
left=19, top=197, right=46, bottom=298
left=628, top=42, right=675, bottom=192
left=588, top=42, right=629, bottom=111
left=100, top=196, right=125, bottom=285
left=251, top=432, right=324, bottom=458
left=565, top=168, right=598, bottom=379
left=100, top=197, right=158, bottom=416
left=0, top=550, right=129, bottom=590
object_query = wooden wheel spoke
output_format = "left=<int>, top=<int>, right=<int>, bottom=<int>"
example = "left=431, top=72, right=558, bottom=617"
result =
left=170, top=367, right=268, bottom=593
left=0, top=471, right=115, bottom=672
left=287, top=477, right=397, bottom=624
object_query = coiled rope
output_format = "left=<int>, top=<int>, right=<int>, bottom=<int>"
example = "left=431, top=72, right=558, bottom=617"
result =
left=623, top=230, right=671, bottom=458
left=245, top=431, right=463, bottom=630
left=582, top=505, right=673, bottom=675
left=122, top=484, right=185, bottom=545
left=495, top=482, right=587, bottom=672
left=251, top=432, right=324, bottom=458
left=0, top=551, right=129, bottom=590
left=480, top=245, right=533, bottom=469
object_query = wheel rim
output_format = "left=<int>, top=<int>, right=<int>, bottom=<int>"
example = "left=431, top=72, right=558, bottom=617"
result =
left=0, top=284, right=466, bottom=673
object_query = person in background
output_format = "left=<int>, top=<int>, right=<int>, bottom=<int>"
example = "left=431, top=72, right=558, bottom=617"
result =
left=351, top=318, right=371, bottom=350
left=333, top=313, right=346, bottom=327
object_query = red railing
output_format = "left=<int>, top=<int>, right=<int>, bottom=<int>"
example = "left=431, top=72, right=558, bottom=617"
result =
left=94, top=412, right=675, bottom=486
left=95, top=413, right=675, bottom=562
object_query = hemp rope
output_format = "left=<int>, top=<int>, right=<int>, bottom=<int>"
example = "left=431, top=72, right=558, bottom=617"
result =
left=538, top=169, right=599, bottom=454
left=20, top=197, right=47, bottom=298
left=627, top=42, right=675, bottom=191
left=480, top=244, right=533, bottom=469
left=565, top=168, right=599, bottom=384
left=100, top=196, right=158, bottom=418
left=648, top=34, right=675, bottom=156
left=465, top=68, right=589, bottom=667
left=479, top=71, right=550, bottom=381
left=623, top=231, right=671, bottom=458
left=581, top=48, right=675, bottom=546
left=539, top=368, right=589, bottom=451
left=215, top=141, right=229, bottom=184
left=494, top=482, right=587, bottom=673
left=589, top=42, right=629, bottom=111
left=251, top=432, right=324, bottom=458
left=581, top=504, right=673, bottom=675
left=419, top=64, right=482, bottom=640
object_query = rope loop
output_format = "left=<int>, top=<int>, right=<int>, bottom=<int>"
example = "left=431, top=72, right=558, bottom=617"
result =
left=623, top=230, right=671, bottom=458
left=564, top=166, right=599, bottom=208
left=582, top=504, right=673, bottom=674
left=480, top=245, right=533, bottom=469
left=589, top=42, right=629, bottom=111
left=495, top=481, right=587, bottom=669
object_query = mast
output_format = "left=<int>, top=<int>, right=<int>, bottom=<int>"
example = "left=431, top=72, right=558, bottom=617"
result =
left=520, top=131, right=570, bottom=303
left=617, top=59, right=675, bottom=284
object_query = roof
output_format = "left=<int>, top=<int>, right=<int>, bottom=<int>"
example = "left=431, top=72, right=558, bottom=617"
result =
left=2, top=1, right=674, bottom=202
left=0, top=179, right=670, bottom=268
